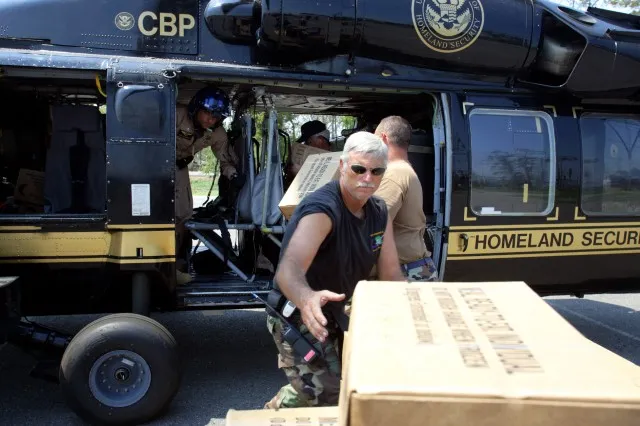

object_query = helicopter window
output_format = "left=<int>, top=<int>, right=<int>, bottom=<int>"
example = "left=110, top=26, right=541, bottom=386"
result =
left=468, top=108, right=556, bottom=216
left=580, top=113, right=640, bottom=216
left=0, top=92, right=107, bottom=217
left=113, top=84, right=165, bottom=139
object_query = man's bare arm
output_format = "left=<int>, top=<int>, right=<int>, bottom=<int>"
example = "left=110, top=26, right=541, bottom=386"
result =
left=377, top=218, right=405, bottom=281
left=275, top=212, right=345, bottom=341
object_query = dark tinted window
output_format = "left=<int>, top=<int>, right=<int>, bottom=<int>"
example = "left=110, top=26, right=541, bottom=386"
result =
left=580, top=113, right=640, bottom=215
left=468, top=109, right=556, bottom=216
left=114, top=85, right=165, bottom=138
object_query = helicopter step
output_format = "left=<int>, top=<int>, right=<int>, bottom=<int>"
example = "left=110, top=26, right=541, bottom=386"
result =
left=175, top=275, right=272, bottom=309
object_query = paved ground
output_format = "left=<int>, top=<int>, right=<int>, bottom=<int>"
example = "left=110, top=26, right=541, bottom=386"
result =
left=0, top=293, right=638, bottom=425
left=0, top=309, right=284, bottom=426
left=193, top=195, right=209, bottom=207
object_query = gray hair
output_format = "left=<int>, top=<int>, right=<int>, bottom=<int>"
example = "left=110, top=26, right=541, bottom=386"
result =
left=375, top=116, right=412, bottom=149
left=340, top=131, right=388, bottom=168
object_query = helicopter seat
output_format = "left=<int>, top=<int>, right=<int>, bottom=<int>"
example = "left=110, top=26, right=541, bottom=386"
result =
left=44, top=104, right=106, bottom=214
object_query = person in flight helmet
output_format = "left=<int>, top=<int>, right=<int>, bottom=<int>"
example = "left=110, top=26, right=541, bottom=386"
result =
left=174, top=86, right=243, bottom=285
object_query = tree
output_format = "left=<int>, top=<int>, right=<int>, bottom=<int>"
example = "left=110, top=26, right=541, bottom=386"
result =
left=567, top=0, right=640, bottom=14
left=196, top=149, right=217, bottom=174
left=192, top=110, right=358, bottom=173
left=608, top=0, right=640, bottom=14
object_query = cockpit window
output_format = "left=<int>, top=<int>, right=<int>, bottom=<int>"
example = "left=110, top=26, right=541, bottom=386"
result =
left=580, top=113, right=640, bottom=216
left=468, top=108, right=556, bottom=216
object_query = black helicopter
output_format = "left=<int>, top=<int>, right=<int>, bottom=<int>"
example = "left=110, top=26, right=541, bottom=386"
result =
left=0, top=0, right=639, bottom=424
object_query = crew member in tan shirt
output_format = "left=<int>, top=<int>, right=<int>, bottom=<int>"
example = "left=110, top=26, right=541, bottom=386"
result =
left=373, top=116, right=438, bottom=281
left=174, top=86, right=242, bottom=285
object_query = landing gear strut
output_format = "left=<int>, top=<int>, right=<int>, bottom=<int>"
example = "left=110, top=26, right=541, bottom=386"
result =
left=8, top=320, right=73, bottom=383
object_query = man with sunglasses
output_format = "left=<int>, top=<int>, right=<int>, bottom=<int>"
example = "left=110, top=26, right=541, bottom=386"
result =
left=374, top=116, right=438, bottom=282
left=264, top=131, right=404, bottom=409
left=174, top=86, right=243, bottom=285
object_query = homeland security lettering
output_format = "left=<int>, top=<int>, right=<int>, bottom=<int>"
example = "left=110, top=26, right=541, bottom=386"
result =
left=448, top=226, right=640, bottom=258
left=474, top=230, right=640, bottom=250
left=475, top=232, right=575, bottom=250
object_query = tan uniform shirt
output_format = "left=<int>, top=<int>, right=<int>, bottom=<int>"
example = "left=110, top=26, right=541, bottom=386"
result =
left=174, top=106, right=238, bottom=224
left=374, top=159, right=429, bottom=265
left=175, top=106, right=238, bottom=179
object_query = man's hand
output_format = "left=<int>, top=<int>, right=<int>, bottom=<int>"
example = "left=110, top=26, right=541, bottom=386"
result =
left=298, top=288, right=345, bottom=342
left=274, top=213, right=335, bottom=340
left=176, top=155, right=194, bottom=170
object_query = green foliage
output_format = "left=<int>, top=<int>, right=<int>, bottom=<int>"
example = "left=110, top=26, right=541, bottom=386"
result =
left=196, top=148, right=217, bottom=174
left=187, top=107, right=357, bottom=173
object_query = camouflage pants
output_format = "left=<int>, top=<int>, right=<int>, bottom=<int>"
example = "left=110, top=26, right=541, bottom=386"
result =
left=402, top=257, right=439, bottom=282
left=264, top=314, right=342, bottom=408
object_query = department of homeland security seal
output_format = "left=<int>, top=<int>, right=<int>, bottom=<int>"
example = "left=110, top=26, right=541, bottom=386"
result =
left=412, top=0, right=484, bottom=53
left=114, top=12, right=135, bottom=31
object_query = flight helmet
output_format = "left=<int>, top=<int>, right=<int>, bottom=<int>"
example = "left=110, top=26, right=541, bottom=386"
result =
left=187, top=86, right=231, bottom=122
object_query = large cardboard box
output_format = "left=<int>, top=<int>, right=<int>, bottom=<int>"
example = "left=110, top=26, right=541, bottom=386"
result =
left=339, top=280, right=640, bottom=426
left=225, top=406, right=339, bottom=425
left=279, top=151, right=342, bottom=220
left=290, top=143, right=329, bottom=169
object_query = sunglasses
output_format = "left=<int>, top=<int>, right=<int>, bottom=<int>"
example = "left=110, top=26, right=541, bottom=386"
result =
left=350, top=164, right=386, bottom=176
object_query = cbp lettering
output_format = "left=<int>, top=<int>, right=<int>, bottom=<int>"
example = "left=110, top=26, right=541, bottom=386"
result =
left=138, top=11, right=196, bottom=37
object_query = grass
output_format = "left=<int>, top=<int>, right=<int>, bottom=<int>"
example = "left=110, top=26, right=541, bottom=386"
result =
left=190, top=175, right=219, bottom=197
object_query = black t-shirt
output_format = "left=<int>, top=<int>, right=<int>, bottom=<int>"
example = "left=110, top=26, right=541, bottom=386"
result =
left=276, top=180, right=388, bottom=302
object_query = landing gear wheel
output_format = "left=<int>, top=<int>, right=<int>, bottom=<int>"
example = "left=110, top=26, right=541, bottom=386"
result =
left=59, top=313, right=181, bottom=425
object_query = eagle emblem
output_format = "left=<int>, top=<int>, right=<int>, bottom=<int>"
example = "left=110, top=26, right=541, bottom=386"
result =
left=412, top=0, right=484, bottom=53
left=115, top=12, right=135, bottom=31
left=427, top=0, right=472, bottom=38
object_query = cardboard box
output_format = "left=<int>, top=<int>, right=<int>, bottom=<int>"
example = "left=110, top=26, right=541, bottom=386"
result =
left=13, top=168, right=45, bottom=205
left=339, top=280, right=640, bottom=426
left=225, top=406, right=339, bottom=425
left=279, top=152, right=342, bottom=220
left=290, top=143, right=329, bottom=169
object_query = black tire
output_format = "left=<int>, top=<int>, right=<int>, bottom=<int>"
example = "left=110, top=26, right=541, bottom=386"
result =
left=59, top=313, right=181, bottom=426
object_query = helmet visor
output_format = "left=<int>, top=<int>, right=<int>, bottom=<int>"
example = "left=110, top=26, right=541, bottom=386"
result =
left=201, top=96, right=228, bottom=116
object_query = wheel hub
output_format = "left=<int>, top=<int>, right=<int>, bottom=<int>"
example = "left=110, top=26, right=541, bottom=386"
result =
left=114, top=367, right=130, bottom=382
left=88, top=350, right=152, bottom=408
